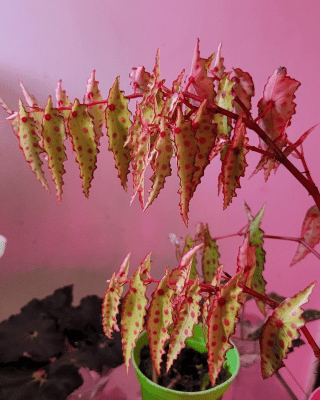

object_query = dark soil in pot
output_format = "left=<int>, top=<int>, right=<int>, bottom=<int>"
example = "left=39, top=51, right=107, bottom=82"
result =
left=139, top=343, right=231, bottom=392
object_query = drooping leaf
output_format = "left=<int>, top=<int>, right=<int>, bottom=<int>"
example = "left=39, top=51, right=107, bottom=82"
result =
left=302, top=309, right=320, bottom=323
left=105, top=77, right=132, bottom=191
left=244, top=203, right=267, bottom=315
left=174, top=107, right=199, bottom=226
left=214, top=73, right=234, bottom=139
left=291, top=205, right=320, bottom=265
left=146, top=267, right=175, bottom=375
left=207, top=270, right=243, bottom=387
left=121, top=265, right=148, bottom=372
left=187, top=38, right=216, bottom=102
left=84, top=70, right=106, bottom=145
left=232, top=68, right=255, bottom=115
left=17, top=100, right=49, bottom=191
left=260, top=282, right=315, bottom=378
left=68, top=99, right=98, bottom=197
left=201, top=224, right=220, bottom=284
left=144, top=118, right=173, bottom=209
left=166, top=277, right=202, bottom=372
left=190, top=100, right=217, bottom=197
left=42, top=96, right=67, bottom=201
left=102, top=253, right=130, bottom=338
left=219, top=116, right=248, bottom=209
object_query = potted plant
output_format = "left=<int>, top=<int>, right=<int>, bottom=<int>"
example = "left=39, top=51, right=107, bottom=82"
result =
left=2, top=39, right=320, bottom=398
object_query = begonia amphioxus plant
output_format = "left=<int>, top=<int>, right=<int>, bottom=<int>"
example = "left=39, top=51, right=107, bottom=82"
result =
left=2, top=39, right=320, bottom=388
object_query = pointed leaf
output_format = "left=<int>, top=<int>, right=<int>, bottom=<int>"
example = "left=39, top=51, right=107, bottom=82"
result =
left=146, top=267, right=175, bottom=375
left=291, top=205, right=320, bottom=265
left=68, top=99, right=98, bottom=197
left=207, top=271, right=243, bottom=386
left=219, top=117, right=248, bottom=209
left=144, top=118, right=173, bottom=209
left=236, top=233, right=257, bottom=303
left=42, top=96, right=67, bottom=201
left=201, top=224, right=220, bottom=284
left=19, top=79, right=39, bottom=108
left=166, top=277, right=202, bottom=372
left=106, top=77, right=132, bottom=191
left=187, top=38, right=216, bottom=102
left=182, top=235, right=198, bottom=281
left=245, top=203, right=267, bottom=314
left=121, top=265, right=148, bottom=372
left=260, top=282, right=315, bottom=378
left=214, top=74, right=234, bottom=138
left=17, top=101, right=49, bottom=191
left=190, top=100, right=217, bottom=197
left=0, top=98, right=13, bottom=115
left=209, top=42, right=225, bottom=80
left=174, top=107, right=199, bottom=226
left=55, top=80, right=71, bottom=120
left=84, top=70, right=106, bottom=145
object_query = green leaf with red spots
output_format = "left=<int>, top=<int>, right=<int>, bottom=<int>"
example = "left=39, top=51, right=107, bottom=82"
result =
left=182, top=235, right=198, bottom=281
left=214, top=74, right=234, bottom=139
left=201, top=224, right=220, bottom=284
left=245, top=203, right=267, bottom=315
left=17, top=100, right=49, bottom=192
left=174, top=107, right=199, bottom=226
left=219, top=117, right=248, bottom=209
left=190, top=100, right=217, bottom=197
left=121, top=265, right=148, bottom=372
left=144, top=118, right=173, bottom=209
left=236, top=233, right=257, bottom=303
left=232, top=68, right=255, bottom=115
left=130, top=104, right=150, bottom=208
left=139, top=252, right=152, bottom=281
left=68, top=99, right=98, bottom=197
left=166, top=276, right=202, bottom=372
left=260, top=282, right=315, bottom=378
left=42, top=96, right=67, bottom=202
left=187, top=38, right=216, bottom=102
left=291, top=205, right=320, bottom=266
left=146, top=267, right=175, bottom=375
left=207, top=270, right=243, bottom=387
left=84, top=70, right=106, bottom=145
left=102, top=253, right=130, bottom=338
left=105, top=77, right=132, bottom=191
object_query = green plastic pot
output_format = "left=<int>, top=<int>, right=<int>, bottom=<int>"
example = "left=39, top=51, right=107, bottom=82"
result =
left=132, top=326, right=240, bottom=400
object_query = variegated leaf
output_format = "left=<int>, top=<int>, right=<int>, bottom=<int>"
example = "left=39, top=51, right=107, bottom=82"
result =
left=291, top=205, right=320, bottom=266
left=68, top=99, right=98, bottom=197
left=182, top=234, right=198, bottom=281
left=174, top=107, right=199, bottom=226
left=84, top=70, right=106, bottom=145
left=121, top=265, right=148, bottom=372
left=236, top=233, right=256, bottom=303
left=139, top=252, right=152, bottom=281
left=209, top=42, right=225, bottom=81
left=201, top=224, right=220, bottom=284
left=42, top=96, right=67, bottom=201
left=106, top=77, right=132, bottom=191
left=144, top=118, right=173, bottom=209
left=55, top=80, right=71, bottom=120
left=166, top=277, right=202, bottom=372
left=260, top=282, right=315, bottom=378
left=214, top=74, right=234, bottom=139
left=17, top=100, right=49, bottom=191
left=219, top=117, right=248, bottom=209
left=244, top=203, right=267, bottom=314
left=207, top=270, right=243, bottom=387
left=146, top=267, right=175, bottom=375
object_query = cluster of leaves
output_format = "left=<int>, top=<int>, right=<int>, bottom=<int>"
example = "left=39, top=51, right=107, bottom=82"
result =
left=101, top=209, right=316, bottom=387
left=2, top=40, right=316, bottom=226
left=0, top=285, right=123, bottom=400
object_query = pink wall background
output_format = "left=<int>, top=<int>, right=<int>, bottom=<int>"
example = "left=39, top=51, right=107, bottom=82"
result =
left=0, top=1, right=319, bottom=398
